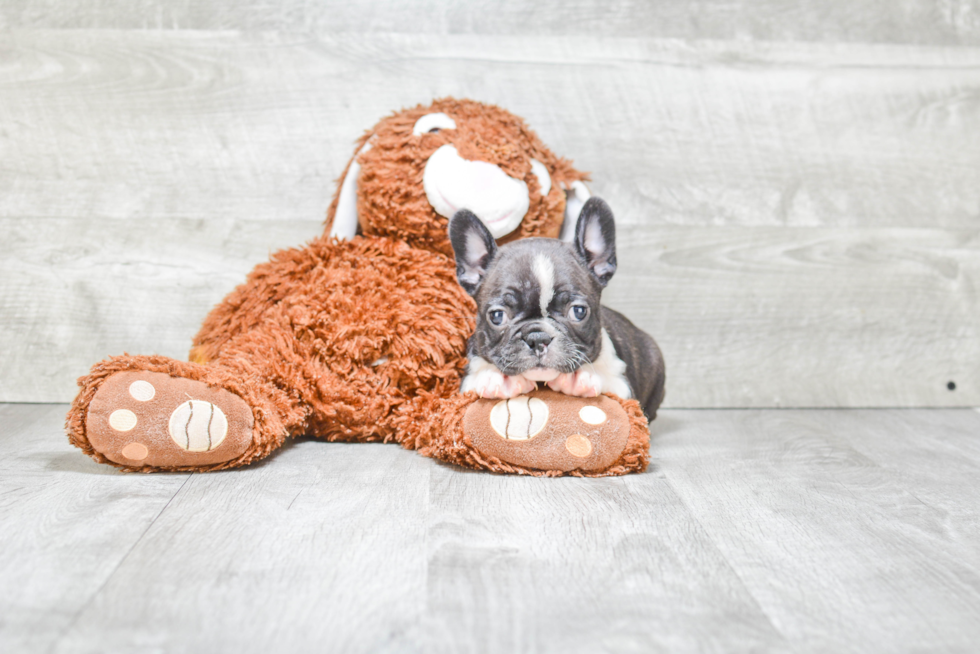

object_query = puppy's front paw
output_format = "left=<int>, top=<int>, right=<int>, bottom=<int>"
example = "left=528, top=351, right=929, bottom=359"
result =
left=546, top=370, right=603, bottom=397
left=463, top=369, right=536, bottom=399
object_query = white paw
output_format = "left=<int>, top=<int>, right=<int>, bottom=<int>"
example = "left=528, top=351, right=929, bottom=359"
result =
left=463, top=369, right=536, bottom=399
left=546, top=370, right=603, bottom=397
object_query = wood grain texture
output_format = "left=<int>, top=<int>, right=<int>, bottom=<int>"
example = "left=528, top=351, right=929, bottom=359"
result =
left=604, top=225, right=980, bottom=408
left=53, top=438, right=432, bottom=653
left=1, top=32, right=979, bottom=229
left=0, top=404, right=190, bottom=654
left=0, top=217, right=323, bottom=403
left=3, top=404, right=980, bottom=651
left=4, top=218, right=976, bottom=407
left=415, top=464, right=786, bottom=653
left=2, top=31, right=979, bottom=407
left=656, top=408, right=980, bottom=653
left=3, top=1, right=980, bottom=45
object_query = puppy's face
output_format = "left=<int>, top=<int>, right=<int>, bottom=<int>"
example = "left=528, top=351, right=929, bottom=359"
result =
left=450, top=197, right=618, bottom=378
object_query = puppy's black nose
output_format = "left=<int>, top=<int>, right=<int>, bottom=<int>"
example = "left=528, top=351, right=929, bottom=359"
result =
left=524, top=331, right=552, bottom=354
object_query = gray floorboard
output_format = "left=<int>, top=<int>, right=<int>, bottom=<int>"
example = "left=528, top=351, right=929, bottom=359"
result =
left=0, top=404, right=190, bottom=654
left=417, top=464, right=785, bottom=653
left=55, top=440, right=432, bottom=654
left=2, top=404, right=979, bottom=652
left=657, top=409, right=980, bottom=654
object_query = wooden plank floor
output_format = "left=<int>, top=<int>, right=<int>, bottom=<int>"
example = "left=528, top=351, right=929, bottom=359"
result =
left=2, top=404, right=979, bottom=653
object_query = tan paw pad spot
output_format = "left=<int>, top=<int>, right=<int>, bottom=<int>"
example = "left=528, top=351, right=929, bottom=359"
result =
left=121, top=442, right=149, bottom=461
left=565, top=434, right=593, bottom=458
left=128, top=380, right=156, bottom=402
left=168, top=400, right=228, bottom=452
left=108, top=409, right=138, bottom=432
left=489, top=396, right=549, bottom=441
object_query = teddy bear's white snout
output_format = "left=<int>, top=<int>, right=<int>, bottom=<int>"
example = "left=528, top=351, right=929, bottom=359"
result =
left=329, top=142, right=555, bottom=241
left=424, top=145, right=549, bottom=239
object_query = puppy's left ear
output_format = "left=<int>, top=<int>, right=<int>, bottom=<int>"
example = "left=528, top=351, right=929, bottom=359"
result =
left=574, top=197, right=618, bottom=287
left=449, top=209, right=498, bottom=296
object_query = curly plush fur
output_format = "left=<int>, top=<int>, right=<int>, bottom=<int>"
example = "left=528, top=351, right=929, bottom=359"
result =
left=66, top=98, right=652, bottom=476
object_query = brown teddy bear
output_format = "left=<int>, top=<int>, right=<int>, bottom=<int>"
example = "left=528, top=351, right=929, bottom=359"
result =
left=66, top=98, right=654, bottom=477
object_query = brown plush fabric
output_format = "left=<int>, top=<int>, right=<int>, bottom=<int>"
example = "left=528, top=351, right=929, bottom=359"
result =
left=67, top=97, right=651, bottom=477
left=463, top=391, right=632, bottom=473
left=67, top=354, right=289, bottom=472
left=406, top=391, right=650, bottom=477
left=324, top=98, right=589, bottom=257
left=84, top=371, right=255, bottom=468
left=191, top=236, right=473, bottom=411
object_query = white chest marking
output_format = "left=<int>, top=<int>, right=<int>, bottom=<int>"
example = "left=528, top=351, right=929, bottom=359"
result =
left=588, top=329, right=632, bottom=399
left=532, top=253, right=555, bottom=316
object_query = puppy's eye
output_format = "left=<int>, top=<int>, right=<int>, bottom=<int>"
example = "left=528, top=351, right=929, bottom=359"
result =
left=488, top=309, right=506, bottom=326
left=569, top=305, right=589, bottom=322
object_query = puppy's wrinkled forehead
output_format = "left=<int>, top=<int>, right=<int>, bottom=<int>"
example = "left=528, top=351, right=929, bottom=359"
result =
left=481, top=239, right=594, bottom=315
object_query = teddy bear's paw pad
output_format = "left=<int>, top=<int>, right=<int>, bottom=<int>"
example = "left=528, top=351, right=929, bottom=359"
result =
left=463, top=389, right=629, bottom=473
left=86, top=371, right=253, bottom=469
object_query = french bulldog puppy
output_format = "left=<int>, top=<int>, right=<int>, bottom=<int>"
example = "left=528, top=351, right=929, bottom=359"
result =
left=449, top=197, right=666, bottom=420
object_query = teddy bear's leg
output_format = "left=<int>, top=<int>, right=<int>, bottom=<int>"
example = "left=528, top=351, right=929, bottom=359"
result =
left=402, top=389, right=651, bottom=477
left=67, top=349, right=305, bottom=472
left=67, top=290, right=439, bottom=472
left=67, top=234, right=480, bottom=471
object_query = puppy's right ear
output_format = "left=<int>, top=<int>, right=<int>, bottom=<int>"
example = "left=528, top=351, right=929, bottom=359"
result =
left=574, top=196, right=618, bottom=287
left=449, top=209, right=497, bottom=296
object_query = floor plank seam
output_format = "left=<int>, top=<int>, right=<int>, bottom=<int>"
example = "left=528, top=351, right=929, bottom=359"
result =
left=657, top=471, right=794, bottom=648
left=46, top=473, right=194, bottom=653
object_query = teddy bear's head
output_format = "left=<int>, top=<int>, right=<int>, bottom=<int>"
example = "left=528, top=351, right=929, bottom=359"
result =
left=325, top=98, right=590, bottom=257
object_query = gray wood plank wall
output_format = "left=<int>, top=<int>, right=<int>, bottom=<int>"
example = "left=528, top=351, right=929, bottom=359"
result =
left=4, top=1, right=980, bottom=44
left=1, top=6, right=978, bottom=406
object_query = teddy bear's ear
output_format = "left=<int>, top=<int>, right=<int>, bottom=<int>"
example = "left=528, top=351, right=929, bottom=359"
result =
left=327, top=142, right=373, bottom=240
left=559, top=180, right=592, bottom=242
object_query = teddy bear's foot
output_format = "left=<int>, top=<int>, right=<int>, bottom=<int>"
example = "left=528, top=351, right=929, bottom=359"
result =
left=462, top=389, right=645, bottom=475
left=84, top=371, right=254, bottom=469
